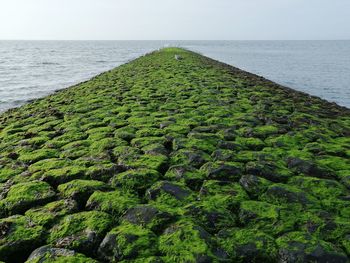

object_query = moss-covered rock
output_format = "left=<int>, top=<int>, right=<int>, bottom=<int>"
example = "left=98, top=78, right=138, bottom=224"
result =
left=145, top=181, right=194, bottom=213
left=86, top=189, right=139, bottom=217
left=200, top=161, right=243, bottom=181
left=122, top=204, right=173, bottom=233
left=159, top=220, right=227, bottom=262
left=26, top=245, right=98, bottom=263
left=0, top=181, right=56, bottom=217
left=48, top=211, right=113, bottom=256
left=217, top=228, right=278, bottom=262
left=276, top=231, right=348, bottom=262
left=98, top=223, right=158, bottom=262
left=57, top=179, right=109, bottom=207
left=0, top=47, right=349, bottom=261
left=110, top=169, right=161, bottom=195
left=25, top=199, right=78, bottom=227
left=0, top=215, right=45, bottom=262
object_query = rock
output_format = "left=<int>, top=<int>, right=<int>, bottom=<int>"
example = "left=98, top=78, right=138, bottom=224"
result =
left=86, top=190, right=139, bottom=216
left=0, top=181, right=56, bottom=217
left=239, top=200, right=296, bottom=236
left=211, top=149, right=235, bottom=162
left=0, top=215, right=45, bottom=262
left=57, top=179, right=109, bottom=208
left=239, top=174, right=272, bottom=198
left=159, top=220, right=227, bottom=262
left=122, top=204, right=173, bottom=232
left=110, top=168, right=161, bottom=195
left=287, top=157, right=334, bottom=179
left=277, top=232, right=348, bottom=263
left=26, top=245, right=98, bottom=263
left=200, top=162, right=242, bottom=181
left=25, top=199, right=78, bottom=227
left=86, top=163, right=126, bottom=182
left=217, top=140, right=241, bottom=151
left=145, top=181, right=192, bottom=202
left=185, top=203, right=236, bottom=233
left=171, top=149, right=211, bottom=168
left=48, top=211, right=112, bottom=256
left=217, top=228, right=277, bottom=262
left=98, top=223, right=158, bottom=261
left=245, top=161, right=290, bottom=183
left=164, top=165, right=205, bottom=191
left=262, top=183, right=315, bottom=206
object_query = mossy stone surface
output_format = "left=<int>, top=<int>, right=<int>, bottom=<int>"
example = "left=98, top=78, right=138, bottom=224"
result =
left=0, top=47, right=349, bottom=261
left=25, top=245, right=98, bottom=263
left=0, top=215, right=45, bottom=262
left=48, top=211, right=113, bottom=255
left=0, top=181, right=56, bottom=217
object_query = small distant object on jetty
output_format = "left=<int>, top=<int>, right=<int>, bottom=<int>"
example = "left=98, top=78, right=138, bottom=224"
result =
left=175, top=54, right=182, bottom=60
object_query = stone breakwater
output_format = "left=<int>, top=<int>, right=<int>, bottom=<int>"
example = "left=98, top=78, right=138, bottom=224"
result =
left=0, top=48, right=349, bottom=262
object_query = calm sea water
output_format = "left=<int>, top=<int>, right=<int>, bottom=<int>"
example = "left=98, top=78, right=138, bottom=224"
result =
left=0, top=40, right=349, bottom=112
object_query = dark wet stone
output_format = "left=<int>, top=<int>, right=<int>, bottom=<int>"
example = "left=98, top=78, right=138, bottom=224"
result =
left=122, top=204, right=173, bottom=232
left=264, top=184, right=311, bottom=206
left=239, top=174, right=271, bottom=198
left=201, top=162, right=242, bottom=181
left=218, top=140, right=241, bottom=151
left=146, top=181, right=192, bottom=201
left=277, top=232, right=348, bottom=263
left=287, top=157, right=334, bottom=179
left=245, top=161, right=289, bottom=183
left=98, top=224, right=158, bottom=261
left=164, top=165, right=205, bottom=191
left=26, top=245, right=98, bottom=262
left=27, top=245, right=75, bottom=260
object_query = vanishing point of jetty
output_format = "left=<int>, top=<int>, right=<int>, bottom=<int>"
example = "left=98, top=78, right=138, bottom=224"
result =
left=0, top=48, right=349, bottom=263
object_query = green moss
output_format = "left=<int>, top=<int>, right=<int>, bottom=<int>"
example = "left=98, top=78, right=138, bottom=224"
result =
left=252, top=125, right=279, bottom=138
left=0, top=181, right=56, bottom=216
left=25, top=199, right=77, bottom=227
left=289, top=176, right=347, bottom=200
left=217, top=228, right=277, bottom=262
left=276, top=231, right=347, bottom=261
left=26, top=250, right=98, bottom=263
left=146, top=181, right=194, bottom=213
left=0, top=47, right=349, bottom=261
left=86, top=190, right=139, bottom=217
left=235, top=137, right=265, bottom=151
left=0, top=167, right=23, bottom=183
left=317, top=156, right=350, bottom=172
left=18, top=149, right=59, bottom=164
left=0, top=215, right=45, bottom=262
left=48, top=211, right=112, bottom=252
left=28, top=158, right=72, bottom=173
left=239, top=201, right=296, bottom=236
left=33, top=166, right=87, bottom=186
left=261, top=183, right=318, bottom=207
left=57, top=179, right=108, bottom=206
left=110, top=169, right=161, bottom=194
left=164, top=165, right=205, bottom=190
left=159, top=220, right=217, bottom=262
left=98, top=223, right=158, bottom=261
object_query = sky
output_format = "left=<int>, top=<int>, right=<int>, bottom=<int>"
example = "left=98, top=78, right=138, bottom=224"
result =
left=0, top=0, right=349, bottom=40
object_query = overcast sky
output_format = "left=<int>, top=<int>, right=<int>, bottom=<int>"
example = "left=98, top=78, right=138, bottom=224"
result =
left=0, top=0, right=349, bottom=40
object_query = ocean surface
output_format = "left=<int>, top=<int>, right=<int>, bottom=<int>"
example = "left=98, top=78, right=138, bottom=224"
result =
left=0, top=40, right=349, bottom=112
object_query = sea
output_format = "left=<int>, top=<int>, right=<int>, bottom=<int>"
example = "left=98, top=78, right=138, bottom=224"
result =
left=0, top=40, right=349, bottom=112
